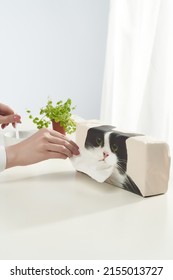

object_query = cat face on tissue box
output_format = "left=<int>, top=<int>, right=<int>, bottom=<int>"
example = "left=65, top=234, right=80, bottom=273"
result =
left=71, top=123, right=171, bottom=197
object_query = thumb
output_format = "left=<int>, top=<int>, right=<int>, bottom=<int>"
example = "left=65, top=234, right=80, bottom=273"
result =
left=0, top=114, right=21, bottom=125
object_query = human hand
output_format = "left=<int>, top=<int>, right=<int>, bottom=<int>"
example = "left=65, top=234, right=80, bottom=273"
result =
left=5, top=128, right=80, bottom=168
left=0, top=103, right=21, bottom=129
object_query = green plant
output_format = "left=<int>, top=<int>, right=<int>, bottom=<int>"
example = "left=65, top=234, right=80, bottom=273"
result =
left=26, top=98, right=76, bottom=134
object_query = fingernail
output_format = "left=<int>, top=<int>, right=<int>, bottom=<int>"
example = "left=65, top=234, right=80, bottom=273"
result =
left=13, top=115, right=18, bottom=121
left=1, top=124, right=5, bottom=129
left=74, top=149, right=80, bottom=155
left=13, top=115, right=21, bottom=121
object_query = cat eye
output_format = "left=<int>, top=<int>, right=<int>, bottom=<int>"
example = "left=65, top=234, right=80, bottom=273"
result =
left=96, top=137, right=103, bottom=146
left=111, top=144, right=118, bottom=153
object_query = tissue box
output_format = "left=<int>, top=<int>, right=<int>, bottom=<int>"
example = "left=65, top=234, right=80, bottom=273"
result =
left=71, top=121, right=171, bottom=197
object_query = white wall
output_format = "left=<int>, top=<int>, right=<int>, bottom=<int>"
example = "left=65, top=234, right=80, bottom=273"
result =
left=0, top=0, right=109, bottom=120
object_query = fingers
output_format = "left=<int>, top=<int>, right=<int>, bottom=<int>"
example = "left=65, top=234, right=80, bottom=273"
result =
left=48, top=129, right=80, bottom=156
left=68, top=139, right=80, bottom=152
left=12, top=114, right=21, bottom=127
left=0, top=103, right=21, bottom=127
left=45, top=143, right=74, bottom=158
left=1, top=123, right=8, bottom=129
left=0, top=103, right=14, bottom=115
left=0, top=114, right=21, bottom=126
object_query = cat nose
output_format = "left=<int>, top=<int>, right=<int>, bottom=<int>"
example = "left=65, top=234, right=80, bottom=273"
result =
left=103, top=152, right=109, bottom=158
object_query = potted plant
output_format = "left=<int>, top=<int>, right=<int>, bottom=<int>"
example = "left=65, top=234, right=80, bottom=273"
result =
left=26, top=98, right=76, bottom=135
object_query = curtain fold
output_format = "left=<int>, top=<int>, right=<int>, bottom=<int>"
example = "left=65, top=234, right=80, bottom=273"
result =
left=101, top=0, right=173, bottom=157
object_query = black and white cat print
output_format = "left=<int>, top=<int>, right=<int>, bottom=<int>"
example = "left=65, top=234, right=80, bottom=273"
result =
left=71, top=125, right=142, bottom=196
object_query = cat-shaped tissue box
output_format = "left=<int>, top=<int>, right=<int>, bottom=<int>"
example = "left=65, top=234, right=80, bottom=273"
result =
left=71, top=120, right=171, bottom=197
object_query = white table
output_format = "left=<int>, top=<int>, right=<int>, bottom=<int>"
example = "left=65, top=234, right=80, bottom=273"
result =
left=0, top=126, right=173, bottom=260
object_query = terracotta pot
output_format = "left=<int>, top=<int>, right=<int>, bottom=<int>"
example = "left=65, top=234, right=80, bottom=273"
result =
left=52, top=120, right=66, bottom=135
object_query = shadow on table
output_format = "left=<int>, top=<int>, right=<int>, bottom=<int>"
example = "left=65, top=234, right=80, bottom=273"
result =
left=0, top=170, right=144, bottom=231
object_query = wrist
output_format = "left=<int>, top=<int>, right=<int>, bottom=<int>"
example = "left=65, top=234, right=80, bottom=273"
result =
left=5, top=145, right=19, bottom=168
left=0, top=145, right=6, bottom=172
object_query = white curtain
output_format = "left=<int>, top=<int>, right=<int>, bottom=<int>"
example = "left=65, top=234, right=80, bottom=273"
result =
left=101, top=0, right=173, bottom=158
